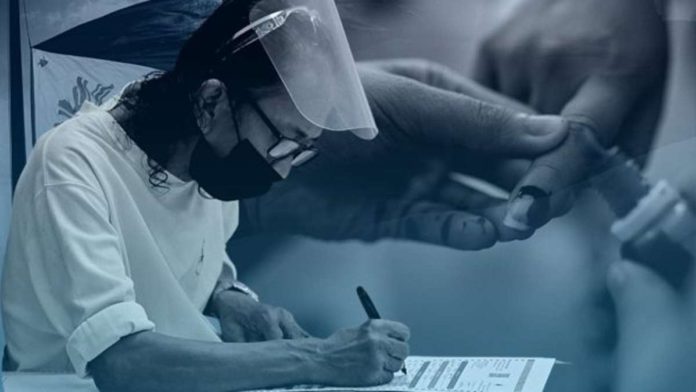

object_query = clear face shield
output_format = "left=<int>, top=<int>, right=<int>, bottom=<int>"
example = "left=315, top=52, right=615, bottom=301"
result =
left=229, top=0, right=378, bottom=141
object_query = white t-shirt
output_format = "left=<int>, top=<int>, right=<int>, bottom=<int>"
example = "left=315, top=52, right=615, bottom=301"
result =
left=2, top=101, right=241, bottom=376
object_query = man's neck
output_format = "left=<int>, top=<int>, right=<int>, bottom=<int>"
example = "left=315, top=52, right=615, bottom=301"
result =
left=109, top=103, right=198, bottom=182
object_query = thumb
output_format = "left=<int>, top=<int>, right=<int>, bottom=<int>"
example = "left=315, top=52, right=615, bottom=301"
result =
left=608, top=261, right=681, bottom=341
left=361, top=68, right=568, bottom=157
left=502, top=73, right=644, bottom=230
left=503, top=122, right=606, bottom=230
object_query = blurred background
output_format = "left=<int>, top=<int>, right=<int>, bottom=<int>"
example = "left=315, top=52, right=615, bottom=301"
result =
left=1, top=1, right=695, bottom=391
left=232, top=2, right=696, bottom=391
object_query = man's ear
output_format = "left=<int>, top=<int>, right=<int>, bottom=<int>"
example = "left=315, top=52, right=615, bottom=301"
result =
left=192, top=79, right=239, bottom=156
left=193, top=79, right=227, bottom=136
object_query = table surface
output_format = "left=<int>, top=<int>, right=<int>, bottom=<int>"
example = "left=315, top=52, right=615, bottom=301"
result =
left=1, top=367, right=574, bottom=392
left=2, top=373, right=99, bottom=392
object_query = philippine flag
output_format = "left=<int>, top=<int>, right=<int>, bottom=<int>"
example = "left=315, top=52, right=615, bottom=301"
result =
left=21, top=0, right=220, bottom=142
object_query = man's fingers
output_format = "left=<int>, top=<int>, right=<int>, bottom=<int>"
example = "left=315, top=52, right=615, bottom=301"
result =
left=248, top=326, right=283, bottom=342
left=480, top=203, right=536, bottom=242
left=262, top=324, right=285, bottom=341
left=503, top=123, right=604, bottom=230
left=361, top=69, right=568, bottom=158
left=436, top=180, right=533, bottom=242
left=375, top=371, right=395, bottom=385
left=376, top=201, right=498, bottom=250
left=372, top=320, right=411, bottom=342
left=251, top=313, right=284, bottom=341
left=437, top=177, right=505, bottom=211
left=278, top=310, right=311, bottom=339
left=385, top=340, right=410, bottom=360
left=384, top=356, right=405, bottom=373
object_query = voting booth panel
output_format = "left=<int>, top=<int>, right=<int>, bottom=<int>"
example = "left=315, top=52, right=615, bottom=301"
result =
left=1, top=2, right=12, bottom=390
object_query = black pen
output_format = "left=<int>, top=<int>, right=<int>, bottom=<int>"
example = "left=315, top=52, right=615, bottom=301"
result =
left=356, top=286, right=408, bottom=375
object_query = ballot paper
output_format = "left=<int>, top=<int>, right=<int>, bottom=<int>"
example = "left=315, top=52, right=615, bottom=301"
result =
left=253, top=356, right=556, bottom=392
left=1, top=357, right=555, bottom=392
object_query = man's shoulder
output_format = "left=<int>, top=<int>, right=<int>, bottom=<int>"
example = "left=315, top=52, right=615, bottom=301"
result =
left=39, top=103, right=111, bottom=147
left=28, top=105, right=119, bottom=188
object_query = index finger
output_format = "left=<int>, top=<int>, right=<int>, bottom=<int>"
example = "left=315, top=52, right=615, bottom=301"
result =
left=375, top=200, right=499, bottom=251
left=371, top=320, right=411, bottom=342
left=361, top=59, right=533, bottom=114
left=502, top=72, right=656, bottom=230
left=360, top=68, right=568, bottom=158
left=562, top=74, right=648, bottom=146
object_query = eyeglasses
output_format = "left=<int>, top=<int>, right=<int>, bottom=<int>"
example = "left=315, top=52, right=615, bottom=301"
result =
left=214, top=7, right=321, bottom=168
left=246, top=98, right=319, bottom=168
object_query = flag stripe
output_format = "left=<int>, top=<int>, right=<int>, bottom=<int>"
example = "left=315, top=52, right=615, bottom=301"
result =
left=10, top=0, right=26, bottom=191
left=23, top=0, right=149, bottom=45
left=35, top=0, right=220, bottom=71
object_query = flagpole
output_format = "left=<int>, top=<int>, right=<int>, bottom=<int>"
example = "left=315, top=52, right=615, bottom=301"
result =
left=9, top=0, right=26, bottom=193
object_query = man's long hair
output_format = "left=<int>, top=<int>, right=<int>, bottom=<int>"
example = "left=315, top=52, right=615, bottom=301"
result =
left=118, top=0, right=280, bottom=188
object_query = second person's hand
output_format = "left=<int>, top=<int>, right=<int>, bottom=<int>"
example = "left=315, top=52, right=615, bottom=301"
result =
left=473, top=0, right=669, bottom=230
left=238, top=60, right=569, bottom=250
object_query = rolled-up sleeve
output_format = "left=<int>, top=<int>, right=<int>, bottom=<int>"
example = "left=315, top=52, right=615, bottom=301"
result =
left=32, top=183, right=155, bottom=376
left=67, top=302, right=154, bottom=377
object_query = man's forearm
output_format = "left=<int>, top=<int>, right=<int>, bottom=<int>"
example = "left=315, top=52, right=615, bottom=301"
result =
left=89, top=331, right=324, bottom=392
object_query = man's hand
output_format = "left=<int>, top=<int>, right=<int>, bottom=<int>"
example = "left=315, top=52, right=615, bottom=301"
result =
left=239, top=60, right=569, bottom=250
left=473, top=0, right=669, bottom=230
left=89, top=320, right=407, bottom=392
left=211, top=290, right=310, bottom=342
left=315, top=320, right=410, bottom=387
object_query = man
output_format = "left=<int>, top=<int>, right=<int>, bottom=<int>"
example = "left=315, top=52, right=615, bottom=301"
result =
left=1, top=0, right=568, bottom=391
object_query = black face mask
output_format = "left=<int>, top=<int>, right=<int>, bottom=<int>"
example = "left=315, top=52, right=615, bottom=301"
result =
left=189, top=137, right=282, bottom=201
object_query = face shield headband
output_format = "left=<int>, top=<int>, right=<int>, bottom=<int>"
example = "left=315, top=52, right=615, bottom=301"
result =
left=215, top=0, right=378, bottom=140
